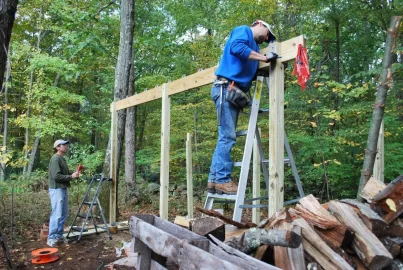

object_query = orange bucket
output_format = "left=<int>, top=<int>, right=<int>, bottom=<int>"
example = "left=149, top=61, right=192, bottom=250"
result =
left=31, top=248, right=59, bottom=264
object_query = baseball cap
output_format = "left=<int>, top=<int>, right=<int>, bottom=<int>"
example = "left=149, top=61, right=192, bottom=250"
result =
left=252, top=20, right=277, bottom=43
left=53, top=139, right=70, bottom=148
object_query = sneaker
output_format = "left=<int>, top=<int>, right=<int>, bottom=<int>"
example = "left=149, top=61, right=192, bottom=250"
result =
left=207, top=182, right=216, bottom=193
left=47, top=238, right=58, bottom=247
left=215, top=181, right=238, bottom=195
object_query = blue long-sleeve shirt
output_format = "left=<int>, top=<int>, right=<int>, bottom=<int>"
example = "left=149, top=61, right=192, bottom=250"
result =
left=215, top=25, right=259, bottom=90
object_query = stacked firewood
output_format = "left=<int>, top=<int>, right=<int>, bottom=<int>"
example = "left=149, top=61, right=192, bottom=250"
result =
left=198, top=174, right=403, bottom=270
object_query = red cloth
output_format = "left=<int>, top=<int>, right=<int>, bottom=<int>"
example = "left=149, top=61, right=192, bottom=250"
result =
left=292, top=44, right=310, bottom=90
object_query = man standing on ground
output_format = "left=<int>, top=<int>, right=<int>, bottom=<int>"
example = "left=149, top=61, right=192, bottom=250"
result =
left=207, top=20, right=277, bottom=195
left=47, top=139, right=79, bottom=247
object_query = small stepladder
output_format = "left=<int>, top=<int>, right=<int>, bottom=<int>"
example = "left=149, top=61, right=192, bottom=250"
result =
left=0, top=227, right=14, bottom=270
left=204, top=76, right=305, bottom=222
left=66, top=174, right=112, bottom=242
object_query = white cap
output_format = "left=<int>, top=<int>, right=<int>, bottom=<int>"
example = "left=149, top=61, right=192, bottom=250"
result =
left=252, top=20, right=277, bottom=43
left=53, top=139, right=70, bottom=148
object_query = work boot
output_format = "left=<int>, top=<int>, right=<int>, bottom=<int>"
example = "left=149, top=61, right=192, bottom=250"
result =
left=215, top=181, right=238, bottom=195
left=207, top=182, right=216, bottom=193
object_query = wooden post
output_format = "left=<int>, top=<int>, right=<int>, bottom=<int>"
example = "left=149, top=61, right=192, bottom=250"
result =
left=109, top=102, right=118, bottom=223
left=268, top=42, right=285, bottom=217
left=252, top=128, right=261, bottom=224
left=160, top=84, right=170, bottom=220
left=373, top=120, right=384, bottom=182
left=186, top=133, right=194, bottom=218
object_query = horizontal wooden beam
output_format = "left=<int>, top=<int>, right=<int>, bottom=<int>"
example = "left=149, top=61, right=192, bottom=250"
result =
left=115, top=66, right=217, bottom=111
left=115, top=35, right=305, bottom=111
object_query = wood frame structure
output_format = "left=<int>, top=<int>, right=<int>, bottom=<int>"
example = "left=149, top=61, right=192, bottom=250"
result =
left=109, top=35, right=305, bottom=223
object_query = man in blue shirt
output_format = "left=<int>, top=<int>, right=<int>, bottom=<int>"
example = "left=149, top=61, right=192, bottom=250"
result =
left=208, top=20, right=277, bottom=195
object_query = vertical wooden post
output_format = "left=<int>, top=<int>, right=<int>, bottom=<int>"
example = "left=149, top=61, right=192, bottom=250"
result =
left=186, top=133, right=194, bottom=218
left=252, top=128, right=261, bottom=224
left=268, top=43, right=285, bottom=217
left=160, top=84, right=170, bottom=220
left=374, top=120, right=384, bottom=182
left=109, top=102, right=118, bottom=223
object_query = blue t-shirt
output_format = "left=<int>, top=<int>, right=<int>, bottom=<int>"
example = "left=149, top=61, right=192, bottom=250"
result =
left=215, top=25, right=259, bottom=90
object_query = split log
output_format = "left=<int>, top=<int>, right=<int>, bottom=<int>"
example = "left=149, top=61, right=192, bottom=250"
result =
left=381, top=237, right=403, bottom=258
left=360, top=176, right=386, bottom=202
left=293, top=218, right=353, bottom=270
left=296, top=195, right=354, bottom=248
left=328, top=201, right=393, bottom=269
left=259, top=208, right=286, bottom=229
left=196, top=207, right=257, bottom=228
left=372, top=175, right=403, bottom=224
left=389, top=218, right=403, bottom=237
left=254, top=244, right=270, bottom=261
left=341, top=199, right=388, bottom=235
left=174, top=216, right=191, bottom=228
left=209, top=234, right=281, bottom=270
left=224, top=227, right=301, bottom=254
left=189, top=216, right=225, bottom=241
left=273, top=222, right=305, bottom=270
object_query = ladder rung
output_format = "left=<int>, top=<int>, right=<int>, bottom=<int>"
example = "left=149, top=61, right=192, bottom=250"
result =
left=83, top=201, right=98, bottom=205
left=95, top=225, right=108, bottom=231
left=206, top=193, right=237, bottom=200
left=71, top=226, right=83, bottom=232
left=262, top=158, right=290, bottom=164
left=77, top=214, right=93, bottom=219
left=239, top=204, right=268, bottom=209
left=245, top=196, right=268, bottom=202
left=236, top=130, right=248, bottom=136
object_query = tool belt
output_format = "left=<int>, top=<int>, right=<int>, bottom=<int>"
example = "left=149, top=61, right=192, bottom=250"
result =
left=215, top=76, right=251, bottom=109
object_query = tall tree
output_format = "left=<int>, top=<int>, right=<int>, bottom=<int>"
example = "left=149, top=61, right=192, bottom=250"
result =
left=0, top=0, right=18, bottom=88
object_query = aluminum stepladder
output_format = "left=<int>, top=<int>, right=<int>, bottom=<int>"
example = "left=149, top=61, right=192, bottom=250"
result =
left=204, top=76, right=305, bottom=222
left=66, top=174, right=112, bottom=242
left=0, top=227, right=14, bottom=270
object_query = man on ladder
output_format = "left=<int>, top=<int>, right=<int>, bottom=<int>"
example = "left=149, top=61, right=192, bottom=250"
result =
left=207, top=20, right=278, bottom=195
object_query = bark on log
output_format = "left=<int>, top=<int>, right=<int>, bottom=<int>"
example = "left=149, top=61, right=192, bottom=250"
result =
left=372, top=175, right=403, bottom=224
left=328, top=201, right=393, bottom=269
left=224, top=227, right=301, bottom=254
left=196, top=207, right=257, bottom=228
left=293, top=218, right=353, bottom=270
left=341, top=199, right=388, bottom=235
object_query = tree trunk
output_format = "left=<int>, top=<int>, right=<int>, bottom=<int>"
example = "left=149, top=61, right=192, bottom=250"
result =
left=357, top=16, right=402, bottom=200
left=0, top=0, right=18, bottom=88
left=124, top=45, right=136, bottom=200
left=102, top=0, right=135, bottom=219
left=0, top=50, right=10, bottom=181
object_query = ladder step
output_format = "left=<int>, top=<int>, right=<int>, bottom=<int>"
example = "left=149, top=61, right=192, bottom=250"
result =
left=71, top=226, right=84, bottom=232
left=206, top=192, right=237, bottom=200
left=83, top=201, right=98, bottom=205
left=77, top=214, right=93, bottom=219
left=234, top=158, right=291, bottom=167
left=239, top=204, right=268, bottom=209
left=95, top=225, right=108, bottom=231
left=236, top=130, right=248, bottom=136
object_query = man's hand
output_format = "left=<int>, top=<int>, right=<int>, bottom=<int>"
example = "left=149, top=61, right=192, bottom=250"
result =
left=265, top=52, right=280, bottom=63
left=72, top=171, right=80, bottom=179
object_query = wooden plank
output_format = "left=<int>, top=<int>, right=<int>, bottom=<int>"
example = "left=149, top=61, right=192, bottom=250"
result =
left=259, top=35, right=305, bottom=70
left=130, top=216, right=242, bottom=270
left=328, top=201, right=393, bottom=269
left=252, top=128, right=261, bottom=224
left=159, top=84, right=170, bottom=220
left=186, top=133, right=193, bottom=219
left=174, top=216, right=191, bottom=228
left=134, top=215, right=154, bottom=270
left=115, top=66, right=217, bottom=110
left=293, top=218, right=353, bottom=270
left=268, top=43, right=285, bottom=217
left=109, top=102, right=118, bottom=223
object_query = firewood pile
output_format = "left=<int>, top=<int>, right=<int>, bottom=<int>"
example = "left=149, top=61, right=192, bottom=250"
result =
left=197, top=175, right=403, bottom=270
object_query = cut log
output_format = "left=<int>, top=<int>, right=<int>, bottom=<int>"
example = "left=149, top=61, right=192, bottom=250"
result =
left=293, top=218, right=353, bottom=270
left=196, top=207, right=257, bottom=228
left=341, top=199, right=388, bottom=235
left=389, top=218, right=403, bottom=237
left=209, top=234, right=281, bottom=270
left=224, top=227, right=301, bottom=254
left=295, top=195, right=354, bottom=248
left=174, top=216, right=191, bottom=228
left=381, top=237, right=403, bottom=258
left=361, top=176, right=386, bottom=202
left=190, top=216, right=225, bottom=241
left=254, top=245, right=271, bottom=262
left=372, top=175, right=403, bottom=224
left=273, top=222, right=305, bottom=270
left=328, top=201, right=393, bottom=269
left=259, top=208, right=286, bottom=229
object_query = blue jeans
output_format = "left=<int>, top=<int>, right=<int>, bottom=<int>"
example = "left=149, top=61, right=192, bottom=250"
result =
left=48, top=188, right=68, bottom=240
left=208, top=82, right=240, bottom=184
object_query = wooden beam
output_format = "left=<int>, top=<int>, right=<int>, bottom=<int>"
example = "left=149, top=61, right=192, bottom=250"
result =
left=109, top=102, right=118, bottom=223
left=268, top=43, right=285, bottom=217
left=252, top=128, right=261, bottom=224
left=259, top=35, right=305, bottom=70
left=115, top=66, right=217, bottom=110
left=186, top=133, right=194, bottom=218
left=159, top=84, right=170, bottom=220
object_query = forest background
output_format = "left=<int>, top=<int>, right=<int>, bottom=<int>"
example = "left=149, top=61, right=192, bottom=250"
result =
left=0, top=0, right=402, bottom=237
